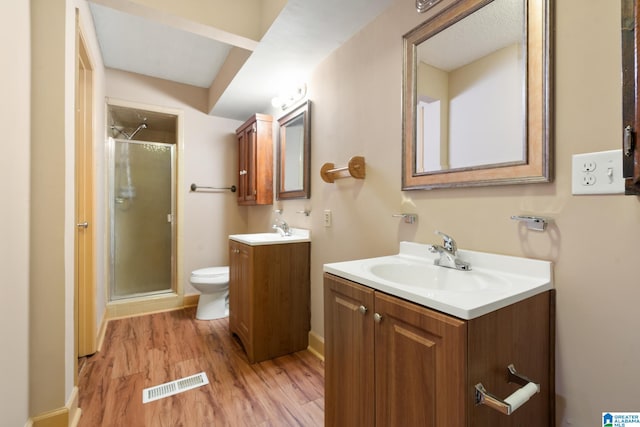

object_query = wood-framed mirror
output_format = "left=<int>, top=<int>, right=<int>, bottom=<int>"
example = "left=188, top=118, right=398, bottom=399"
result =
left=276, top=100, right=311, bottom=200
left=402, top=0, right=553, bottom=190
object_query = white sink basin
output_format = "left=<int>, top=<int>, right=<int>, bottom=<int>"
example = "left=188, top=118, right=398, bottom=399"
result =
left=368, top=262, right=510, bottom=292
left=229, top=228, right=310, bottom=246
left=323, top=241, right=552, bottom=319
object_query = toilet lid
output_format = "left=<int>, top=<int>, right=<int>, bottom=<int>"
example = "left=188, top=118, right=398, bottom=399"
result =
left=190, top=266, right=229, bottom=285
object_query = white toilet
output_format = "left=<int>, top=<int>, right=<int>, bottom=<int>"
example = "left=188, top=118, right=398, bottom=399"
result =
left=190, top=266, right=230, bottom=320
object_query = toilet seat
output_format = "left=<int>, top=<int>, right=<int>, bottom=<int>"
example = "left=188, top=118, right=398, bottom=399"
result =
left=190, top=266, right=229, bottom=285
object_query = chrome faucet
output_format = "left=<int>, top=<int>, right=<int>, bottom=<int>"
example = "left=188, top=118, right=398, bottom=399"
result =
left=272, top=218, right=291, bottom=236
left=427, top=231, right=471, bottom=271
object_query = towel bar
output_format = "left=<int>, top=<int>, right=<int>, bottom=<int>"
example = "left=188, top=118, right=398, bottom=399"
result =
left=190, top=183, right=236, bottom=193
left=320, top=156, right=366, bottom=183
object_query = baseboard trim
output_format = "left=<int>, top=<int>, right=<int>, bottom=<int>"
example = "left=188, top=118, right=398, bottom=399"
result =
left=28, top=386, right=80, bottom=427
left=30, top=407, right=67, bottom=427
left=308, top=330, right=324, bottom=360
left=67, top=387, right=80, bottom=427
left=96, top=313, right=108, bottom=352
left=105, top=293, right=201, bottom=321
left=183, top=293, right=199, bottom=308
left=106, top=293, right=185, bottom=319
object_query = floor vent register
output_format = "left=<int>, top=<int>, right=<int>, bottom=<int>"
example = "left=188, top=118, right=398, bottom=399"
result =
left=142, top=372, right=209, bottom=403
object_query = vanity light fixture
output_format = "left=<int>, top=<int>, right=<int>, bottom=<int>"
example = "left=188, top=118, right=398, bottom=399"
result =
left=271, top=84, right=307, bottom=110
left=416, top=0, right=443, bottom=13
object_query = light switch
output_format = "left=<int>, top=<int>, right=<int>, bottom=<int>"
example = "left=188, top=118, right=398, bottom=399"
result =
left=323, top=210, right=332, bottom=227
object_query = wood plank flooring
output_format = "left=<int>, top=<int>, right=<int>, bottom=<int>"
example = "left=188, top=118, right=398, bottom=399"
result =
left=77, top=307, right=325, bottom=426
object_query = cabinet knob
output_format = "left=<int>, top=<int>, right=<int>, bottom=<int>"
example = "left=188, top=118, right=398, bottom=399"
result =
left=374, top=313, right=383, bottom=323
left=358, top=305, right=367, bottom=315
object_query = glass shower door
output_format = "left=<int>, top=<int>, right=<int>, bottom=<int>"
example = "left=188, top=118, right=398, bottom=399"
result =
left=110, top=138, right=175, bottom=300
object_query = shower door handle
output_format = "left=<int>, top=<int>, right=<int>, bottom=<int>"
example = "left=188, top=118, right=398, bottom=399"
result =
left=77, top=222, right=89, bottom=229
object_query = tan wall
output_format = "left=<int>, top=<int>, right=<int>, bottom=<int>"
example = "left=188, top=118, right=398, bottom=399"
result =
left=0, top=1, right=31, bottom=425
left=30, top=0, right=68, bottom=416
left=254, top=0, right=640, bottom=425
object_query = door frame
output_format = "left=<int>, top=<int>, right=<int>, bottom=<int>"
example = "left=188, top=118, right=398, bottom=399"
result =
left=75, top=16, right=97, bottom=359
left=104, top=98, right=185, bottom=319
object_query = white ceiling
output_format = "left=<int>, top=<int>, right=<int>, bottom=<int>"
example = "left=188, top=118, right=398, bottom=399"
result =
left=89, top=0, right=393, bottom=121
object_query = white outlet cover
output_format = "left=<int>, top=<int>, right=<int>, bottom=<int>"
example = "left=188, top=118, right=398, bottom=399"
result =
left=571, top=149, right=625, bottom=195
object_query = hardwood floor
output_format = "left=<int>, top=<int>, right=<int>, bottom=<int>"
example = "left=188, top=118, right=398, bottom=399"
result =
left=77, top=307, right=325, bottom=426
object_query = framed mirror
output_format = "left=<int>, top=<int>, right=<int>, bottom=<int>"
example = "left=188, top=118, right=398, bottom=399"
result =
left=276, top=100, right=311, bottom=200
left=402, top=0, right=553, bottom=190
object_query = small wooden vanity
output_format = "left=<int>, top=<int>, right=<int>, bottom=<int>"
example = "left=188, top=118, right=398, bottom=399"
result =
left=228, top=238, right=310, bottom=363
left=324, top=273, right=555, bottom=427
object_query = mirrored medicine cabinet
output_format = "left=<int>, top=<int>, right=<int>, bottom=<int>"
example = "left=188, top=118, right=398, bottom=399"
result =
left=276, top=100, right=311, bottom=200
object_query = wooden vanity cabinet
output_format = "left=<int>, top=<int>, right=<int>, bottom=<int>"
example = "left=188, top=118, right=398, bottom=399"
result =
left=324, top=273, right=554, bottom=427
left=235, top=114, right=273, bottom=205
left=229, top=240, right=310, bottom=363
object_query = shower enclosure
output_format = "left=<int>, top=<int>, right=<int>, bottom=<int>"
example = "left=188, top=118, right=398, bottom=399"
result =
left=108, top=135, right=176, bottom=300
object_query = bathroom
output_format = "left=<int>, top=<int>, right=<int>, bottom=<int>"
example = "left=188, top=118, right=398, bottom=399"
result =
left=7, top=0, right=640, bottom=426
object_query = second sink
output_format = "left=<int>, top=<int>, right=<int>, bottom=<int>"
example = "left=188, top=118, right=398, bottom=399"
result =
left=229, top=228, right=310, bottom=246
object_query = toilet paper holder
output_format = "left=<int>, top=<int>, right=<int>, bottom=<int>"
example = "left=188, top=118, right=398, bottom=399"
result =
left=475, top=364, right=540, bottom=415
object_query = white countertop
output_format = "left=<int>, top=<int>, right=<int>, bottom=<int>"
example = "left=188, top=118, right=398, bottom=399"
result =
left=323, top=241, right=553, bottom=320
left=229, top=228, right=310, bottom=246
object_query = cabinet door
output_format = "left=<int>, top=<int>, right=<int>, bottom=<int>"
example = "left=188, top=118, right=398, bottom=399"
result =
left=374, top=292, right=467, bottom=427
left=236, top=125, right=257, bottom=204
left=237, top=129, right=248, bottom=203
left=244, top=123, right=258, bottom=203
left=622, top=0, right=640, bottom=194
left=324, top=274, right=375, bottom=427
left=229, top=241, right=252, bottom=353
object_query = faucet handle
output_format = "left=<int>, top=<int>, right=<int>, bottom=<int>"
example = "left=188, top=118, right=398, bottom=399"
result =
left=435, top=230, right=457, bottom=253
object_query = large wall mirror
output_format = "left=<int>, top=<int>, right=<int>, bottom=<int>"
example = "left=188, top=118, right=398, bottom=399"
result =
left=402, top=0, right=553, bottom=189
left=276, top=100, right=311, bottom=200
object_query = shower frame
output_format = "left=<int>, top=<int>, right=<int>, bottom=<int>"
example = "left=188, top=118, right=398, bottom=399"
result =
left=108, top=137, right=177, bottom=301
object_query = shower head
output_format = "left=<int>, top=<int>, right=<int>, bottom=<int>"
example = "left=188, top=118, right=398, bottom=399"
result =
left=128, top=122, right=148, bottom=140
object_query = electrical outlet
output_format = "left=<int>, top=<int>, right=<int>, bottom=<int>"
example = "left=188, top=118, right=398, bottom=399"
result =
left=323, top=210, right=332, bottom=227
left=572, top=149, right=624, bottom=195
left=581, top=161, right=596, bottom=172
